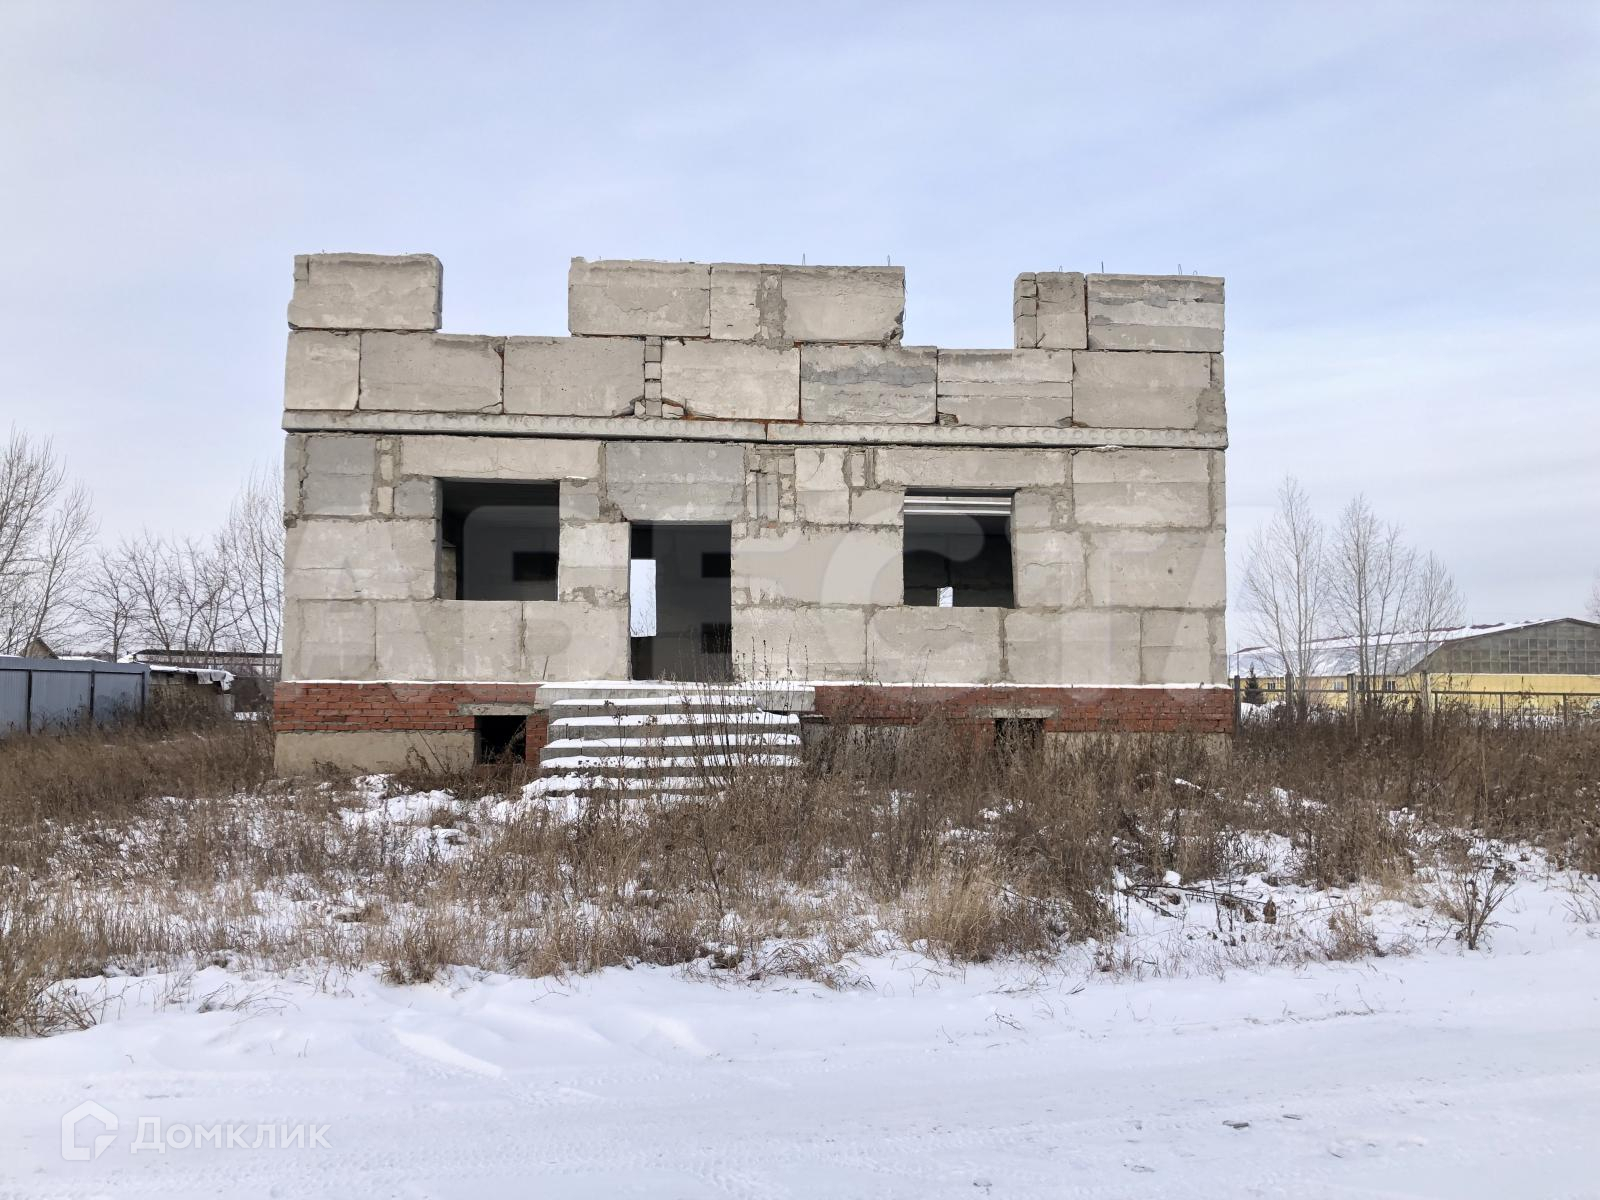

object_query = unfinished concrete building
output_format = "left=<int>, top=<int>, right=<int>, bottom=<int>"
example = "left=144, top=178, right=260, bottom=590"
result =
left=274, top=254, right=1230, bottom=771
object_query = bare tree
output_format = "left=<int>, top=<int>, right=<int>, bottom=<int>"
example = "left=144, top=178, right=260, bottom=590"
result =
left=0, top=429, right=96, bottom=654
left=1410, top=552, right=1466, bottom=660
left=1325, top=495, right=1419, bottom=683
left=1589, top=575, right=1600, bottom=623
left=1240, top=477, right=1326, bottom=713
left=218, top=465, right=284, bottom=659
left=74, top=547, right=141, bottom=658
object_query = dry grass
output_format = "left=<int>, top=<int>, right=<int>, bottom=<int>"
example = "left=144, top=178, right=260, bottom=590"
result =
left=1, top=701, right=1596, bottom=1033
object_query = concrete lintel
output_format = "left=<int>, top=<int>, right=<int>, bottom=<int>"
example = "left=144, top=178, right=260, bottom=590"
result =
left=285, top=409, right=1226, bottom=451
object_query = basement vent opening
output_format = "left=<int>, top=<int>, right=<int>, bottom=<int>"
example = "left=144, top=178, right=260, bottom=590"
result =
left=475, top=715, right=527, bottom=764
left=903, top=491, right=1015, bottom=608
left=993, top=717, right=1044, bottom=755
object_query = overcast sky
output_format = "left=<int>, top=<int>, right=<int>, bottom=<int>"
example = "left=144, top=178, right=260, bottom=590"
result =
left=2, top=1, right=1596, bottom=635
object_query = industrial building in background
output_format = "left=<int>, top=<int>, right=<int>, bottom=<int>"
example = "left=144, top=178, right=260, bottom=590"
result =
left=274, top=253, right=1229, bottom=772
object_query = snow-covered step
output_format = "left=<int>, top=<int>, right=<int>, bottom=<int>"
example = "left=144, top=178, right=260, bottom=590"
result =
left=548, top=713, right=798, bottom=741
left=539, top=732, right=801, bottom=763
left=535, top=680, right=815, bottom=712
left=541, top=753, right=802, bottom=772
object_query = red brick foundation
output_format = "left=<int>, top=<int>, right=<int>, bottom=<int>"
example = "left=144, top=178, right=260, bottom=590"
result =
left=275, top=681, right=1233, bottom=753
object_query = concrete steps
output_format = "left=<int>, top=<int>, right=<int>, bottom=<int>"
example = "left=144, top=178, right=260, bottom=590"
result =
left=532, top=682, right=810, bottom=799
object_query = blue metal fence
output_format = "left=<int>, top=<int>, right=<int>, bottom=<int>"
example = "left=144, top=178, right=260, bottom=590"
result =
left=0, top=657, right=150, bottom=734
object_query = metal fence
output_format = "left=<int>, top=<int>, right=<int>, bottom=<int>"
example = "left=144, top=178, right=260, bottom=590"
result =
left=1234, top=671, right=1600, bottom=729
left=0, top=657, right=150, bottom=735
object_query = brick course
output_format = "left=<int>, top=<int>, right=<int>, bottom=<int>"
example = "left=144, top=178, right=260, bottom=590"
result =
left=275, top=681, right=1233, bottom=749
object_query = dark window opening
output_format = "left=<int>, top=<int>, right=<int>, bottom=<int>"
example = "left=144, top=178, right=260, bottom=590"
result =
left=440, top=481, right=560, bottom=601
left=475, top=715, right=526, bottom=763
left=903, top=492, right=1014, bottom=608
left=701, top=551, right=731, bottom=579
left=701, top=622, right=732, bottom=656
left=993, top=717, right=1044, bottom=755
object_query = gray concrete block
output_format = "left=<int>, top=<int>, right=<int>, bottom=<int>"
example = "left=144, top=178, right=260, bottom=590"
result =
left=557, top=521, right=629, bottom=606
left=1004, top=610, right=1140, bottom=685
left=662, top=340, right=799, bottom=420
left=1085, top=529, right=1226, bottom=609
left=375, top=599, right=523, bottom=680
left=392, top=477, right=438, bottom=519
left=503, top=336, right=643, bottom=417
left=284, top=331, right=359, bottom=410
left=1010, top=487, right=1072, bottom=531
left=360, top=333, right=502, bottom=413
left=1072, top=350, right=1218, bottom=430
left=936, top=349, right=1072, bottom=427
left=874, top=446, right=1067, bottom=489
left=709, top=263, right=782, bottom=341
left=793, top=446, right=852, bottom=523
left=288, top=253, right=442, bottom=332
left=399, top=435, right=601, bottom=482
left=603, top=441, right=745, bottom=521
left=300, top=435, right=376, bottom=516
left=1140, top=609, right=1223, bottom=685
left=275, top=730, right=473, bottom=774
left=1033, top=272, right=1087, bottom=350
left=867, top=607, right=1004, bottom=684
left=774, top=265, right=905, bottom=344
left=800, top=345, right=937, bottom=424
left=734, top=605, right=869, bottom=678
left=849, top=488, right=902, bottom=526
left=733, top=527, right=901, bottom=606
left=1086, top=274, right=1224, bottom=352
left=568, top=259, right=711, bottom=337
left=1013, top=528, right=1087, bottom=608
left=1072, top=448, right=1213, bottom=528
left=284, top=519, right=438, bottom=601
left=280, top=599, right=377, bottom=680
left=524, top=600, right=629, bottom=678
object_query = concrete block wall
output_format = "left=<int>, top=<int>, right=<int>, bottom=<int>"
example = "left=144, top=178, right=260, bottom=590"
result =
left=277, top=253, right=1230, bottom=766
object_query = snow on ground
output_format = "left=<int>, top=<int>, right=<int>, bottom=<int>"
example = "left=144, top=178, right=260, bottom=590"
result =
left=4, top=869, right=1599, bottom=1198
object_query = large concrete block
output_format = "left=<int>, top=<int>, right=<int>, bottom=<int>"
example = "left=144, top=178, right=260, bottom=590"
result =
left=1085, top=529, right=1226, bottom=609
left=1072, top=351, right=1219, bottom=430
left=936, top=349, right=1072, bottom=427
left=1072, top=448, right=1213, bottom=529
left=288, top=253, right=442, bottom=332
left=733, top=527, right=900, bottom=606
left=285, top=519, right=437, bottom=601
left=557, top=521, right=629, bottom=606
left=709, top=263, right=779, bottom=341
left=568, top=259, right=711, bottom=337
left=734, top=605, right=869, bottom=678
left=374, top=600, right=523, bottom=681
left=281, top=600, right=377, bottom=680
left=284, top=331, right=359, bottom=410
left=1012, top=528, right=1087, bottom=609
left=503, top=337, right=643, bottom=417
left=1086, top=275, right=1224, bottom=352
left=1140, top=609, right=1224, bottom=685
left=399, top=435, right=600, bottom=482
left=874, top=446, right=1066, bottom=489
left=800, top=345, right=936, bottom=424
left=774, top=266, right=904, bottom=344
left=360, top=333, right=502, bottom=413
left=662, top=340, right=799, bottom=420
left=603, top=441, right=745, bottom=521
left=793, top=446, right=852, bottom=523
left=525, top=600, right=629, bottom=678
left=1004, top=610, right=1140, bottom=685
left=275, top=730, right=472, bottom=774
left=1033, top=272, right=1087, bottom=350
left=867, top=607, right=1004, bottom=684
left=299, top=435, right=376, bottom=517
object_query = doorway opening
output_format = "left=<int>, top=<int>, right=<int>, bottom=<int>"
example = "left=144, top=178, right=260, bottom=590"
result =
left=629, top=522, right=733, bottom=682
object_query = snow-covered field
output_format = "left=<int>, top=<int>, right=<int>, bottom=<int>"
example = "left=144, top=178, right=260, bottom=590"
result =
left=4, top=869, right=1598, bottom=1198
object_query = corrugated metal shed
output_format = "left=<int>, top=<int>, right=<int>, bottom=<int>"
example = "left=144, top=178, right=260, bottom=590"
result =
left=0, top=656, right=150, bottom=734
